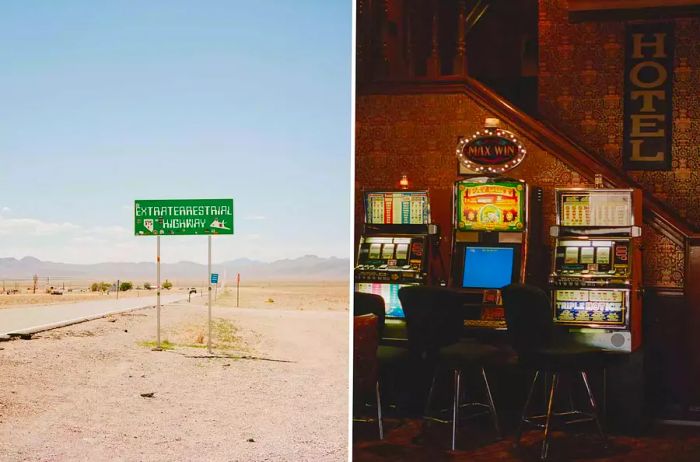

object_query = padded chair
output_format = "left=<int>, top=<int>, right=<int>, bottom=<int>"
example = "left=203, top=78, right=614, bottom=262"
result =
left=353, top=313, right=383, bottom=439
left=399, top=285, right=502, bottom=450
left=353, top=291, right=410, bottom=396
left=353, top=292, right=386, bottom=338
left=502, top=283, right=607, bottom=461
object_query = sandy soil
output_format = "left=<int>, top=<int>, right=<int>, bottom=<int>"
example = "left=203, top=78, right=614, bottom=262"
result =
left=0, top=281, right=347, bottom=311
left=212, top=281, right=348, bottom=311
left=0, top=283, right=349, bottom=461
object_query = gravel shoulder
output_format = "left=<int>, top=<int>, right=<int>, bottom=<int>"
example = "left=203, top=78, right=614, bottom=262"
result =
left=0, top=287, right=349, bottom=461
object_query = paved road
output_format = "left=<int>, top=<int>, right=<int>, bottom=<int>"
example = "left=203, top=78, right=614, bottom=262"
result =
left=0, top=294, right=186, bottom=337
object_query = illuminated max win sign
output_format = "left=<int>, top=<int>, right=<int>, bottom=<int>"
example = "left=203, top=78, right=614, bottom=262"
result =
left=134, top=199, right=234, bottom=236
left=456, top=127, right=526, bottom=174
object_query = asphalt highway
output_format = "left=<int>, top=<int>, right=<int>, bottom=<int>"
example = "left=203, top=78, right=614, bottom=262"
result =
left=0, top=293, right=186, bottom=337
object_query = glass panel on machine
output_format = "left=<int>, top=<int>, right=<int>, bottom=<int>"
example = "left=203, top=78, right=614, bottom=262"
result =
left=381, top=244, right=395, bottom=259
left=580, top=247, right=595, bottom=264
left=596, top=247, right=611, bottom=264
left=456, top=180, right=525, bottom=232
left=560, top=191, right=632, bottom=227
left=368, top=244, right=381, bottom=259
left=564, top=247, right=580, bottom=264
left=365, top=191, right=430, bottom=225
left=395, top=244, right=409, bottom=260
left=365, top=237, right=393, bottom=244
left=355, top=282, right=409, bottom=318
left=554, top=289, right=626, bottom=325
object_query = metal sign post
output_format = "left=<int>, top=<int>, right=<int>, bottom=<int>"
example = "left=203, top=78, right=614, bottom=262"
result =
left=155, top=235, right=161, bottom=351
left=208, top=235, right=213, bottom=354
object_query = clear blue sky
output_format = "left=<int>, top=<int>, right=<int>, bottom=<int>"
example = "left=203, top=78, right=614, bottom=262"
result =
left=0, top=1, right=350, bottom=264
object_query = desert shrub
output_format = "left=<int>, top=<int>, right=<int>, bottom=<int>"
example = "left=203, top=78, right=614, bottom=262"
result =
left=162, top=280, right=173, bottom=290
left=143, top=282, right=152, bottom=290
left=119, top=281, right=133, bottom=292
left=90, top=282, right=111, bottom=292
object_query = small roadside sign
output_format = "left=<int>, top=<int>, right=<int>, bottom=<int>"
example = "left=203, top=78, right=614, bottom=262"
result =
left=210, top=273, right=219, bottom=284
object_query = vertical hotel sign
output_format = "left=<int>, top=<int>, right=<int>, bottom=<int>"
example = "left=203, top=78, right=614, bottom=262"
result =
left=623, top=23, right=673, bottom=171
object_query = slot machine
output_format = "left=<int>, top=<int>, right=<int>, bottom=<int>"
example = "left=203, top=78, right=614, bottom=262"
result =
left=449, top=177, right=542, bottom=328
left=354, top=190, right=438, bottom=340
left=549, top=188, right=642, bottom=352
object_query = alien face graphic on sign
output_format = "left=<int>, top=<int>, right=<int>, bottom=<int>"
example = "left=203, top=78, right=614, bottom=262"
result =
left=144, top=219, right=154, bottom=233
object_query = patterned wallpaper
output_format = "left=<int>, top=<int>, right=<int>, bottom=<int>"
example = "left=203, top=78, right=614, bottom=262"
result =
left=356, top=93, right=685, bottom=288
left=539, top=0, right=700, bottom=228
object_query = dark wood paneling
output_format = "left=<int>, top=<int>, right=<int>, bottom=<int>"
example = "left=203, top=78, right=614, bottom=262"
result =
left=644, top=288, right=690, bottom=416
left=685, top=243, right=700, bottom=407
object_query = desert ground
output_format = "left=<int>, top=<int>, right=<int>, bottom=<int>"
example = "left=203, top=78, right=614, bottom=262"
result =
left=0, top=281, right=345, bottom=311
left=0, top=281, right=349, bottom=461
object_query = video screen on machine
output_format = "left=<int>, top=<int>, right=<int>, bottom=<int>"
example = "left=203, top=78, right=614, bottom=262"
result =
left=462, top=246, right=515, bottom=289
left=355, top=282, right=410, bottom=318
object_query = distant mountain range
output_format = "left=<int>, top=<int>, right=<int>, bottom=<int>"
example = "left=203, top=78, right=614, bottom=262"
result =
left=0, top=255, right=349, bottom=282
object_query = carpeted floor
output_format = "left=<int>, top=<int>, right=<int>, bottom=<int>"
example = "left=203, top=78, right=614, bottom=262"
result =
left=353, top=417, right=700, bottom=461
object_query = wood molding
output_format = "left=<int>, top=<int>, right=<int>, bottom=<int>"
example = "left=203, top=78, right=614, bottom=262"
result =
left=568, top=0, right=700, bottom=11
left=358, top=78, right=700, bottom=246
left=568, top=4, right=700, bottom=21
left=645, top=286, right=684, bottom=297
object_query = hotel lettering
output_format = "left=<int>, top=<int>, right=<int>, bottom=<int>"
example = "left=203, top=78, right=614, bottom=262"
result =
left=623, top=23, right=673, bottom=170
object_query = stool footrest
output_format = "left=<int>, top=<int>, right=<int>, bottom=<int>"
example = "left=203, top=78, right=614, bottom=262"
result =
left=524, top=410, right=596, bottom=426
left=425, top=404, right=491, bottom=424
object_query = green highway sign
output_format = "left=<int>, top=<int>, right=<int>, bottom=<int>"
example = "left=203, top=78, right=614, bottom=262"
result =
left=134, top=199, right=234, bottom=236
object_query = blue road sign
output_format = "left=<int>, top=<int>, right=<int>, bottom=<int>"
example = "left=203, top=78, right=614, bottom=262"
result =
left=210, top=273, right=219, bottom=284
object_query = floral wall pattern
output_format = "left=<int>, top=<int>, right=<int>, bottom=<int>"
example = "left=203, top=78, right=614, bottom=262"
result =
left=355, top=92, right=684, bottom=288
left=539, top=0, right=700, bottom=228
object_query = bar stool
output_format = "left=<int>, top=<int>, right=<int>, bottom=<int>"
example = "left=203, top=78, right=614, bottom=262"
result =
left=353, top=292, right=410, bottom=410
left=502, top=283, right=607, bottom=461
left=353, top=313, right=383, bottom=439
left=398, top=285, right=502, bottom=450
